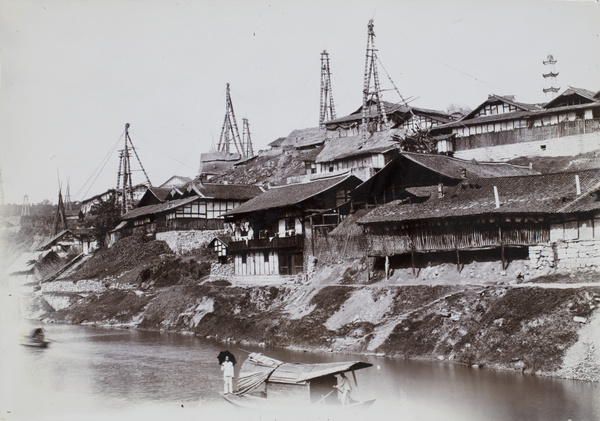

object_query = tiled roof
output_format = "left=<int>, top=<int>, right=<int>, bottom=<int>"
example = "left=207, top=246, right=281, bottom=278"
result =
left=37, top=230, right=75, bottom=250
left=224, top=174, right=361, bottom=216
left=200, top=152, right=241, bottom=162
left=279, top=127, right=328, bottom=149
left=209, top=235, right=232, bottom=247
left=158, top=175, right=193, bottom=188
left=122, top=196, right=199, bottom=220
left=435, top=88, right=600, bottom=131
left=300, top=145, right=325, bottom=162
left=544, top=86, right=598, bottom=109
left=463, top=94, right=540, bottom=120
left=268, top=137, right=287, bottom=148
left=315, top=130, right=402, bottom=163
left=358, top=169, right=600, bottom=224
left=325, top=101, right=450, bottom=125
left=146, top=187, right=172, bottom=202
left=189, top=183, right=264, bottom=200
left=400, top=152, right=538, bottom=179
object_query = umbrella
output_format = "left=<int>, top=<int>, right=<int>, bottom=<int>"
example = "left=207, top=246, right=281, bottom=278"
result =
left=217, top=350, right=236, bottom=365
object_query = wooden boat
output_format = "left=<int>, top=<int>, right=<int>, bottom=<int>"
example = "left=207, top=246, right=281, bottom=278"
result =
left=21, top=328, right=50, bottom=349
left=221, top=352, right=375, bottom=413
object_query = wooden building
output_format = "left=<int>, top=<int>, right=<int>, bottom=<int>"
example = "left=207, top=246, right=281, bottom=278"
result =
left=324, top=100, right=452, bottom=139
left=431, top=88, right=600, bottom=159
left=351, top=152, right=539, bottom=208
left=118, top=182, right=263, bottom=236
left=208, top=235, right=231, bottom=264
left=223, top=174, right=362, bottom=277
left=312, top=129, right=402, bottom=181
left=357, top=169, right=600, bottom=272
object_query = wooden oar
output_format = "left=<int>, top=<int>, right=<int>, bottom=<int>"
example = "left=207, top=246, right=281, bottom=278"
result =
left=315, top=389, right=335, bottom=405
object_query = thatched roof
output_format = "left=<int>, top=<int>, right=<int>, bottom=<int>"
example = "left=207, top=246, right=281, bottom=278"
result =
left=358, top=169, right=600, bottom=225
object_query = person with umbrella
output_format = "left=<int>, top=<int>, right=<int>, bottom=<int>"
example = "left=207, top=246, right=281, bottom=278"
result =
left=218, top=351, right=236, bottom=394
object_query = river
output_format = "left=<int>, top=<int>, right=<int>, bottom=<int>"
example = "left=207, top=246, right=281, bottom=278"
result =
left=0, top=323, right=598, bottom=421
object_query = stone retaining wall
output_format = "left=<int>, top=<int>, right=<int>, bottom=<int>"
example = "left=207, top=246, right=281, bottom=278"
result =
left=156, top=230, right=227, bottom=255
left=529, top=240, right=600, bottom=271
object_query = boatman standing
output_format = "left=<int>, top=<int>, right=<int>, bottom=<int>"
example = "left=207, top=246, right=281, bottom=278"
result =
left=334, top=372, right=352, bottom=405
left=221, top=355, right=234, bottom=394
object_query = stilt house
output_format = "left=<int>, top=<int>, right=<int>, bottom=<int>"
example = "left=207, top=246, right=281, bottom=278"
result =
left=223, top=174, right=362, bottom=277
left=357, top=169, right=600, bottom=273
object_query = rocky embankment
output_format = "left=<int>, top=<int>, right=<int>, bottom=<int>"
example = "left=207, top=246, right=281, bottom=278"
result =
left=22, top=235, right=600, bottom=383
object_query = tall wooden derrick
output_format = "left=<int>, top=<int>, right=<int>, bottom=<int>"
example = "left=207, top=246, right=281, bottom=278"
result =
left=543, top=54, right=560, bottom=99
left=362, top=19, right=389, bottom=138
left=217, top=83, right=254, bottom=159
left=319, top=50, right=337, bottom=129
left=21, top=195, right=30, bottom=216
left=115, top=123, right=152, bottom=215
left=53, top=189, right=68, bottom=235
left=242, top=118, right=254, bottom=158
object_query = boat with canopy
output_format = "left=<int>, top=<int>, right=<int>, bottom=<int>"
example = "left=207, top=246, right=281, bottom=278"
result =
left=221, top=352, right=375, bottom=412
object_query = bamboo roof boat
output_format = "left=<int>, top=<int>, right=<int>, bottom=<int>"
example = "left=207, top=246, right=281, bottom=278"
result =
left=221, top=352, right=375, bottom=413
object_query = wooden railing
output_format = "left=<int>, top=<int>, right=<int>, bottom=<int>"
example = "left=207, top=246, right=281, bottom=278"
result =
left=229, top=235, right=305, bottom=253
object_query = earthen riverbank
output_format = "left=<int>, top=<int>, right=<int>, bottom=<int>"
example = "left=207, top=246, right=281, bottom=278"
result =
left=14, top=234, right=600, bottom=383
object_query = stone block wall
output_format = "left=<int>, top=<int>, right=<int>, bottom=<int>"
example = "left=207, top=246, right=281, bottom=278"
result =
left=529, top=240, right=600, bottom=271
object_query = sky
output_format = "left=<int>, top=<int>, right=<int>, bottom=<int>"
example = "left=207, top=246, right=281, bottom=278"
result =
left=0, top=0, right=599, bottom=205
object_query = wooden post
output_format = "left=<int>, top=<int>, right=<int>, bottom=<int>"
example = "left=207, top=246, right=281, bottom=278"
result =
left=310, top=216, right=314, bottom=255
left=411, top=249, right=416, bottom=277
left=456, top=247, right=461, bottom=273
left=499, top=225, right=505, bottom=270
left=385, top=255, right=390, bottom=280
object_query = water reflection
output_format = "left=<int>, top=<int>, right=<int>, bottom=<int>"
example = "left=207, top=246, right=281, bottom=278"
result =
left=0, top=324, right=598, bottom=421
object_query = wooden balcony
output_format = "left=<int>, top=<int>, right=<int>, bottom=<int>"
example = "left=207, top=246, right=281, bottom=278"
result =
left=229, top=235, right=304, bottom=253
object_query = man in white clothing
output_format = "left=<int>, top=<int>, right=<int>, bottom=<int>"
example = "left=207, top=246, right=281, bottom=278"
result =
left=221, top=355, right=234, bottom=394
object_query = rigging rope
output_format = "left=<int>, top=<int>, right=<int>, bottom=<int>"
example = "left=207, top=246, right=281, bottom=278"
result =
left=75, top=131, right=124, bottom=201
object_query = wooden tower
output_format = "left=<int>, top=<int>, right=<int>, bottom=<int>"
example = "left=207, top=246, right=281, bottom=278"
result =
left=362, top=19, right=389, bottom=138
left=115, top=123, right=152, bottom=215
left=319, top=50, right=337, bottom=129
left=217, top=83, right=253, bottom=159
